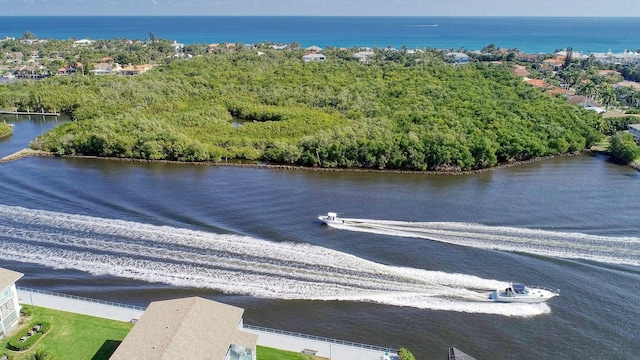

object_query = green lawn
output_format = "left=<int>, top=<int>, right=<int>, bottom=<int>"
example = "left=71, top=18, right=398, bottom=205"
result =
left=1, top=306, right=325, bottom=360
left=257, top=345, right=326, bottom=360
left=1, top=305, right=133, bottom=360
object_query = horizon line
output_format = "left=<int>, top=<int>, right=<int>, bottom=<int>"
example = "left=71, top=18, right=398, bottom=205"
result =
left=2, top=15, right=640, bottom=18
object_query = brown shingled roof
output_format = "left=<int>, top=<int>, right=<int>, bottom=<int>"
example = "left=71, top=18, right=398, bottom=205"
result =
left=110, top=297, right=258, bottom=360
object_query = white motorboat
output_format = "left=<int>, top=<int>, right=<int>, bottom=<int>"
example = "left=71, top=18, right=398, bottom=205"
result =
left=318, top=212, right=344, bottom=225
left=489, top=283, right=559, bottom=303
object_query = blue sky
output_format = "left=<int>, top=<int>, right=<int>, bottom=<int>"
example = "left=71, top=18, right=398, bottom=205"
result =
left=2, top=0, right=640, bottom=16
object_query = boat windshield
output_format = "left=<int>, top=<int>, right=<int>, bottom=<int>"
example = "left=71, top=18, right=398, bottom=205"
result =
left=512, top=284, right=526, bottom=294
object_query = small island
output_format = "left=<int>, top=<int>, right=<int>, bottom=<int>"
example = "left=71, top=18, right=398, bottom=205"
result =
left=2, top=35, right=640, bottom=171
left=0, top=122, right=13, bottom=138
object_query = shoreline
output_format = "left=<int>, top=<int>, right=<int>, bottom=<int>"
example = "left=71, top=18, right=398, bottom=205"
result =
left=1, top=147, right=606, bottom=174
left=0, top=148, right=54, bottom=164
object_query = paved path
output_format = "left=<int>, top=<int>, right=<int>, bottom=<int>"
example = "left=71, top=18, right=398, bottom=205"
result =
left=243, top=325, right=396, bottom=360
left=17, top=288, right=144, bottom=322
left=17, top=288, right=397, bottom=360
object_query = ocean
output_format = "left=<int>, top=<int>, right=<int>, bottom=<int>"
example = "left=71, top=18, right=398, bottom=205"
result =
left=1, top=16, right=639, bottom=54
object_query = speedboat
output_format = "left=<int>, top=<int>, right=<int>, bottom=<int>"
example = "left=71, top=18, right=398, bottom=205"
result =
left=318, top=212, right=344, bottom=225
left=489, top=283, right=559, bottom=303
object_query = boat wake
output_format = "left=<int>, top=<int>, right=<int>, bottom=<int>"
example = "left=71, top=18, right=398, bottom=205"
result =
left=0, top=205, right=549, bottom=316
left=326, top=218, right=640, bottom=267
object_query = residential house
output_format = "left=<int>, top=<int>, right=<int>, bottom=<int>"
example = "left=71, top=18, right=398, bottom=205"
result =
left=305, top=45, right=323, bottom=53
left=109, top=297, right=258, bottom=360
left=516, top=53, right=540, bottom=62
left=524, top=78, right=548, bottom=89
left=554, top=50, right=588, bottom=61
left=6, top=52, right=24, bottom=63
left=548, top=88, right=572, bottom=97
left=207, top=43, right=237, bottom=53
left=57, top=65, right=76, bottom=76
left=73, top=39, right=93, bottom=47
left=353, top=50, right=374, bottom=63
left=120, top=64, right=154, bottom=76
left=628, top=124, right=640, bottom=140
left=14, top=64, right=46, bottom=79
left=542, top=57, right=565, bottom=71
left=91, top=62, right=122, bottom=75
left=0, top=267, right=23, bottom=339
left=171, top=41, right=184, bottom=54
left=567, top=94, right=605, bottom=113
left=513, top=64, right=530, bottom=78
left=303, top=53, right=326, bottom=62
left=446, top=52, right=470, bottom=64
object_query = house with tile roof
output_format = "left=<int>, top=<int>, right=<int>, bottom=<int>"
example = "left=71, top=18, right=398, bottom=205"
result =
left=120, top=64, right=154, bottom=76
left=542, top=57, right=565, bottom=70
left=110, top=297, right=258, bottom=360
left=0, top=267, right=24, bottom=338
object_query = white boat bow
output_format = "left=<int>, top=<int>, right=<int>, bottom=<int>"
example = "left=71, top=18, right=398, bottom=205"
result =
left=318, top=212, right=344, bottom=225
left=490, top=283, right=559, bottom=303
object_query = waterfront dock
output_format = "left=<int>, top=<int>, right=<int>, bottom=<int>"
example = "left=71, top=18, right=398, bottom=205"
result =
left=17, top=287, right=397, bottom=360
left=0, top=110, right=60, bottom=116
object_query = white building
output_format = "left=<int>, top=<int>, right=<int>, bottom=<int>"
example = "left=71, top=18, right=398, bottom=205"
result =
left=590, top=50, right=640, bottom=65
left=73, top=39, right=94, bottom=47
left=628, top=124, right=640, bottom=140
left=171, top=40, right=184, bottom=54
left=303, top=53, right=326, bottom=62
left=91, top=62, right=122, bottom=75
left=354, top=50, right=375, bottom=62
left=0, top=267, right=23, bottom=338
left=446, top=52, right=470, bottom=64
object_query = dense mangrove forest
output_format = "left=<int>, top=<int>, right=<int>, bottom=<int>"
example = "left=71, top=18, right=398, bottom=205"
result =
left=0, top=49, right=605, bottom=171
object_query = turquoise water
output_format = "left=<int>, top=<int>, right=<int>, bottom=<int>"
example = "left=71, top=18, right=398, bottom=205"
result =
left=1, top=16, right=639, bottom=53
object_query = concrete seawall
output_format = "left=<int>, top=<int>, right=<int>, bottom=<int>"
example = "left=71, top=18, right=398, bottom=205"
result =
left=17, top=287, right=397, bottom=360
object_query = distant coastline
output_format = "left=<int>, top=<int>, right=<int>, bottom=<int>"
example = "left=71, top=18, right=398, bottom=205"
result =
left=1, top=16, right=639, bottom=53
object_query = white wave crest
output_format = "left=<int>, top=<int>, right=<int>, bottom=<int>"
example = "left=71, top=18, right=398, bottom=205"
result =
left=327, top=218, right=640, bottom=266
left=0, top=205, right=550, bottom=316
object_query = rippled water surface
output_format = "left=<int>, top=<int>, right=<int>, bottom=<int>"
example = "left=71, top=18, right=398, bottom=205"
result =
left=1, top=119, right=639, bottom=359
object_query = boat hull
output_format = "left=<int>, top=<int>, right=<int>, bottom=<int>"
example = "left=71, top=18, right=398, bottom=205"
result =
left=490, top=288, right=559, bottom=303
left=318, top=212, right=344, bottom=225
left=317, top=216, right=344, bottom=225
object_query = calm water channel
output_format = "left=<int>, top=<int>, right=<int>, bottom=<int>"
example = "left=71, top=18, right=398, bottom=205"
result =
left=1, top=118, right=639, bottom=359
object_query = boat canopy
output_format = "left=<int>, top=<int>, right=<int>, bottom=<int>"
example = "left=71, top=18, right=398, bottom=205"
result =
left=327, top=212, right=337, bottom=217
left=512, top=283, right=525, bottom=293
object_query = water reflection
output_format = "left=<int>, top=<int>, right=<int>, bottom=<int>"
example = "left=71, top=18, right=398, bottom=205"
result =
left=0, top=115, right=70, bottom=158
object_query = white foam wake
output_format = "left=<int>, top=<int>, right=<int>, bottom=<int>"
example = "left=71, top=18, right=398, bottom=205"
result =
left=326, top=218, right=640, bottom=266
left=0, top=205, right=551, bottom=316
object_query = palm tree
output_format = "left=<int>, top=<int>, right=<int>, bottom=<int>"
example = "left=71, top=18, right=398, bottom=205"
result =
left=599, top=84, right=617, bottom=111
left=583, top=81, right=599, bottom=107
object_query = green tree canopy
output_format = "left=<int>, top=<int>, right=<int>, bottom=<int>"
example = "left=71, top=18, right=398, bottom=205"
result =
left=0, top=49, right=604, bottom=171
left=609, top=131, right=640, bottom=164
